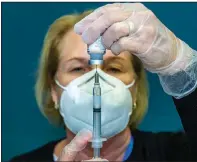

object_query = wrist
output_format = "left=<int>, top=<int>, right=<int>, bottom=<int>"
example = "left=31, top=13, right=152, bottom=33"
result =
left=150, top=39, right=193, bottom=75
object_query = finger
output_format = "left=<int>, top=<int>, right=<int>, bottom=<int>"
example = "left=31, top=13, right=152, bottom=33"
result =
left=58, top=129, right=92, bottom=161
left=81, top=10, right=131, bottom=45
left=74, top=4, right=121, bottom=35
left=102, top=21, right=134, bottom=49
left=74, top=7, right=103, bottom=35
left=121, top=3, right=148, bottom=11
left=110, top=37, right=140, bottom=55
left=74, top=2, right=148, bottom=36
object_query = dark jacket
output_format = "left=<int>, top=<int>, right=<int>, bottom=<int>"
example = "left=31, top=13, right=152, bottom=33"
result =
left=10, top=88, right=197, bottom=161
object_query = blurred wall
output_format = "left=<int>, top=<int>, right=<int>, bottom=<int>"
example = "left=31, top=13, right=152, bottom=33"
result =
left=2, top=2, right=197, bottom=161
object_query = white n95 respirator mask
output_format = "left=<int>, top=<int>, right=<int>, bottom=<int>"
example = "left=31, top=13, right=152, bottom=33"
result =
left=55, top=68, right=135, bottom=139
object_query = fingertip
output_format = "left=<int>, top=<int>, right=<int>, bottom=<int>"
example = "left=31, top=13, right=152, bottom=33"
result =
left=73, top=129, right=92, bottom=146
left=101, top=35, right=111, bottom=50
left=74, top=23, right=82, bottom=35
left=111, top=44, right=121, bottom=55
left=113, top=52, right=120, bottom=56
left=81, top=32, right=95, bottom=45
left=77, top=128, right=92, bottom=140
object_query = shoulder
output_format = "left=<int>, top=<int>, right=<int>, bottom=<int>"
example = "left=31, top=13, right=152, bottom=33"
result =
left=133, top=129, right=189, bottom=147
left=10, top=139, right=62, bottom=162
left=133, top=129, right=187, bottom=141
left=132, top=129, right=192, bottom=160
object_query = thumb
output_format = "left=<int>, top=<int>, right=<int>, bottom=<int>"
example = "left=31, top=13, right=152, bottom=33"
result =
left=58, top=129, right=92, bottom=161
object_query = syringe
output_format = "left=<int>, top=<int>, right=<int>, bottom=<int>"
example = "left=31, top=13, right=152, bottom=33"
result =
left=93, top=69, right=102, bottom=157
left=87, top=37, right=106, bottom=158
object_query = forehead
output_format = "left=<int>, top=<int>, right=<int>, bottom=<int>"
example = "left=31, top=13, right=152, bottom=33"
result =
left=58, top=29, right=132, bottom=61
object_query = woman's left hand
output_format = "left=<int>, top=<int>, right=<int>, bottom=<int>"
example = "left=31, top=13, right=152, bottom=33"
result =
left=74, top=3, right=187, bottom=74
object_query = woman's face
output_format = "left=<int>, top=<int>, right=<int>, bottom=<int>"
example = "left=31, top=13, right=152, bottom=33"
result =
left=52, top=29, right=137, bottom=103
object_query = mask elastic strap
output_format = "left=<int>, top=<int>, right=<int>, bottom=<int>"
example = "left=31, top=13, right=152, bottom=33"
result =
left=125, top=80, right=135, bottom=89
left=55, top=80, right=67, bottom=90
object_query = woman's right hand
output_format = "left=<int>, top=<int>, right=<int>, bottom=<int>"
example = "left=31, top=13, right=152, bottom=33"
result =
left=57, top=129, right=108, bottom=161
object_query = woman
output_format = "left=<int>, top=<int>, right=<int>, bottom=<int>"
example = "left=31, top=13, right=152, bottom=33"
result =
left=11, top=3, right=197, bottom=161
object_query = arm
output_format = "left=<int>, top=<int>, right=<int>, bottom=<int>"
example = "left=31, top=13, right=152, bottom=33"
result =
left=156, top=41, right=197, bottom=159
left=172, top=88, right=197, bottom=160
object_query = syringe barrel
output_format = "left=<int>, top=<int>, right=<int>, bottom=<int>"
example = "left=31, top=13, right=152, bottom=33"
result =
left=93, top=105, right=101, bottom=135
left=92, top=84, right=102, bottom=149
left=93, top=85, right=101, bottom=106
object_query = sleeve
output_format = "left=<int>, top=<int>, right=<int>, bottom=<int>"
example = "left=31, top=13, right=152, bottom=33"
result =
left=9, top=141, right=57, bottom=161
left=158, top=40, right=197, bottom=99
left=172, top=87, right=197, bottom=160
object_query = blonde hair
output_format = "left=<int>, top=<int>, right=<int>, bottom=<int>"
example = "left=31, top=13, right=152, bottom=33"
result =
left=35, top=10, right=149, bottom=129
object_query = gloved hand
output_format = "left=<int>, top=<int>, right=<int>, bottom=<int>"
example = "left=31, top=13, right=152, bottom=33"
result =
left=57, top=129, right=108, bottom=161
left=74, top=3, right=197, bottom=98
left=74, top=3, right=192, bottom=74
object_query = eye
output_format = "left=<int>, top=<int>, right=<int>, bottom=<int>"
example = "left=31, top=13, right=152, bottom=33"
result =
left=71, top=67, right=85, bottom=73
left=107, top=68, right=121, bottom=73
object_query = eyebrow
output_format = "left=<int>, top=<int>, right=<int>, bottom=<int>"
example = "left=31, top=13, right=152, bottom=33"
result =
left=108, top=56, right=126, bottom=61
left=104, top=56, right=126, bottom=64
left=65, top=56, right=88, bottom=63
